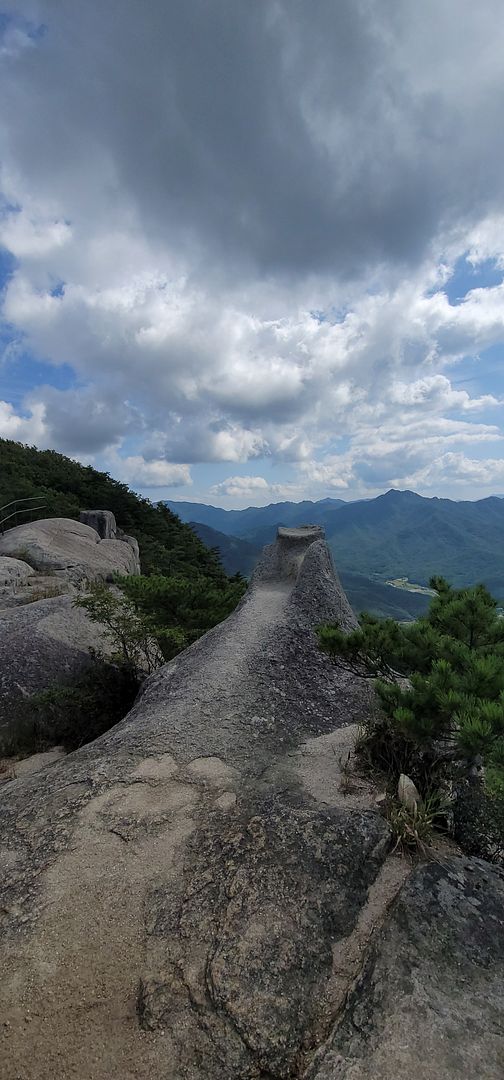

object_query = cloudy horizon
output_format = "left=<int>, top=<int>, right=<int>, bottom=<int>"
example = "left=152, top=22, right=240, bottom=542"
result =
left=2, top=2, right=504, bottom=507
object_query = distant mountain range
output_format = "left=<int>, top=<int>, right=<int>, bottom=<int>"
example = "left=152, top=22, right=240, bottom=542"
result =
left=189, top=521, right=260, bottom=578
left=165, top=490, right=504, bottom=619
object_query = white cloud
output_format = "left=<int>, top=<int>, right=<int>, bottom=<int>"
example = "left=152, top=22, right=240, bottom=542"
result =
left=0, top=400, right=47, bottom=443
left=2, top=2, right=504, bottom=502
left=399, top=452, right=504, bottom=491
left=0, top=211, right=72, bottom=259
left=389, top=375, right=501, bottom=412
left=107, top=454, right=191, bottom=489
left=210, top=475, right=296, bottom=500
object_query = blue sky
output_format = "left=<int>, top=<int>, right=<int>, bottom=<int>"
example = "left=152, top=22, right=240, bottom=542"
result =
left=2, top=2, right=504, bottom=506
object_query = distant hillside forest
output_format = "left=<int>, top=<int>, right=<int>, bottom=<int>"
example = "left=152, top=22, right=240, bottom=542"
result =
left=0, top=439, right=231, bottom=586
left=167, top=489, right=504, bottom=620
left=167, top=489, right=504, bottom=600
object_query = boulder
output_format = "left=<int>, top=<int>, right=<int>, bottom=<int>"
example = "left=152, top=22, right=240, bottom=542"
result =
left=0, top=517, right=139, bottom=585
left=0, top=555, right=35, bottom=608
left=398, top=772, right=422, bottom=812
left=0, top=555, right=33, bottom=586
left=78, top=511, right=141, bottom=572
left=0, top=555, right=69, bottom=610
left=0, top=593, right=114, bottom=735
left=117, top=529, right=141, bottom=570
left=79, top=508, right=118, bottom=539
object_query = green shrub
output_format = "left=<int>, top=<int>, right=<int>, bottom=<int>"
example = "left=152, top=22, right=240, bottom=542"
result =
left=0, top=661, right=139, bottom=757
left=320, top=577, right=504, bottom=862
left=75, top=574, right=245, bottom=672
left=384, top=792, right=449, bottom=859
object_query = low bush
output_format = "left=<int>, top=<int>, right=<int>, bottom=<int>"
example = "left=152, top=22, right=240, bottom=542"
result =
left=384, top=792, right=449, bottom=858
left=320, top=577, right=504, bottom=863
left=0, top=660, right=139, bottom=757
left=75, top=573, right=246, bottom=672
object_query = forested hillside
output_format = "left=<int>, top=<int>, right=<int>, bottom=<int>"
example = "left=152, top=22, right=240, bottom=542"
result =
left=165, top=497, right=345, bottom=540
left=0, top=439, right=228, bottom=585
left=189, top=521, right=260, bottom=578
left=168, top=488, right=504, bottom=597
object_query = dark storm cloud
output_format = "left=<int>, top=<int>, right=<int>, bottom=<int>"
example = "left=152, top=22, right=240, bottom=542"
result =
left=3, top=1, right=504, bottom=501
left=5, top=0, right=504, bottom=281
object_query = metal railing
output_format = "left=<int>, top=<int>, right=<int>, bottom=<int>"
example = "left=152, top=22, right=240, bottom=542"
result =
left=0, top=497, right=46, bottom=534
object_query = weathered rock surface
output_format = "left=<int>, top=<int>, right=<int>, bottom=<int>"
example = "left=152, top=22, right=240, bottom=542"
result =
left=310, top=857, right=504, bottom=1080
left=0, top=555, right=33, bottom=585
left=0, top=556, right=69, bottom=610
left=79, top=508, right=118, bottom=538
left=0, top=516, right=139, bottom=584
left=0, top=594, right=114, bottom=733
left=2, top=745, right=66, bottom=781
left=0, top=527, right=501, bottom=1079
left=0, top=555, right=49, bottom=609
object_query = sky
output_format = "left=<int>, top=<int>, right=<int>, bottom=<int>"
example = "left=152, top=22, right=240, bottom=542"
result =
left=2, top=2, right=504, bottom=508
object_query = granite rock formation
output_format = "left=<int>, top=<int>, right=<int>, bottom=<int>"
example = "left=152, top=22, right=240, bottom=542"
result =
left=0, top=594, right=115, bottom=737
left=0, top=526, right=502, bottom=1079
left=0, top=514, right=140, bottom=736
left=0, top=515, right=140, bottom=585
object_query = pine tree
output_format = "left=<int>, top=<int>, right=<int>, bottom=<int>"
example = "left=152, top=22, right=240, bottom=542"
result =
left=319, top=577, right=504, bottom=794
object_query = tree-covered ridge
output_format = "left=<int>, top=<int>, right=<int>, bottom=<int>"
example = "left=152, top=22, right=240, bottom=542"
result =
left=168, top=488, right=504, bottom=596
left=0, top=438, right=228, bottom=584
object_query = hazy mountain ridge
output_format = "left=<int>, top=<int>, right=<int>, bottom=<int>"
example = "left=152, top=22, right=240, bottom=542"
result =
left=189, top=521, right=260, bottom=578
left=166, top=488, right=504, bottom=610
left=167, top=497, right=345, bottom=538
left=187, top=520, right=431, bottom=620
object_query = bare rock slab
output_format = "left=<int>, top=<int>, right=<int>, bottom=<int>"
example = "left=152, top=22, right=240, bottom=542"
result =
left=139, top=802, right=390, bottom=1079
left=5, top=529, right=501, bottom=1079
left=0, top=594, right=114, bottom=733
left=0, top=516, right=139, bottom=584
left=311, top=856, right=504, bottom=1080
left=0, top=555, right=33, bottom=585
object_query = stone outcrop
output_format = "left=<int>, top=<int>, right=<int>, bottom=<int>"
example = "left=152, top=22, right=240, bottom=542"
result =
left=0, top=554, right=69, bottom=610
left=79, top=508, right=118, bottom=538
left=0, top=555, right=33, bottom=586
left=0, top=594, right=115, bottom=736
left=0, top=513, right=140, bottom=735
left=0, top=555, right=48, bottom=609
left=0, top=515, right=140, bottom=585
left=79, top=509, right=141, bottom=569
left=310, top=858, right=504, bottom=1079
left=0, top=526, right=502, bottom=1079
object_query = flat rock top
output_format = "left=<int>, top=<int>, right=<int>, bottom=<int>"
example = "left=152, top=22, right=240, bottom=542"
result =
left=277, top=525, right=324, bottom=540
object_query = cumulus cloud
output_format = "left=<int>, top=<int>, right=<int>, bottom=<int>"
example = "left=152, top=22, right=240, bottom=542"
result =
left=210, top=475, right=295, bottom=500
left=108, top=454, right=191, bottom=490
left=0, top=399, right=46, bottom=443
left=399, top=452, right=504, bottom=491
left=2, top=2, right=504, bottom=502
left=388, top=375, right=501, bottom=412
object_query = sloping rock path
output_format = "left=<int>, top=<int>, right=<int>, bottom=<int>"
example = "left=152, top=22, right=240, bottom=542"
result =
left=0, top=527, right=502, bottom=1079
